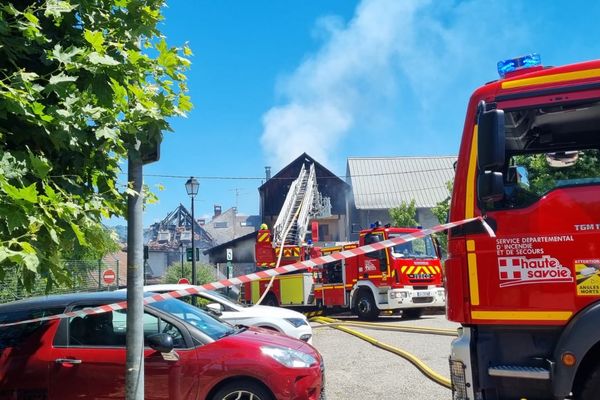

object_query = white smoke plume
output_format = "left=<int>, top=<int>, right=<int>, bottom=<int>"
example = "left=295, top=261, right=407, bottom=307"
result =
left=260, top=0, right=531, bottom=168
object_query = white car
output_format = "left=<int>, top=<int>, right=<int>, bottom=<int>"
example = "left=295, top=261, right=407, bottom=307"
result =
left=142, top=284, right=313, bottom=343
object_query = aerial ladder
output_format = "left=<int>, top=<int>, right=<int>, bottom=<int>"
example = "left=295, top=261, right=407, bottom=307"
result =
left=247, top=162, right=338, bottom=306
left=271, top=163, right=319, bottom=247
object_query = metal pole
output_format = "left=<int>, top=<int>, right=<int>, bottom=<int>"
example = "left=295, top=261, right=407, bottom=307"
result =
left=126, top=149, right=144, bottom=400
left=191, top=195, right=196, bottom=285
left=180, top=246, right=184, bottom=278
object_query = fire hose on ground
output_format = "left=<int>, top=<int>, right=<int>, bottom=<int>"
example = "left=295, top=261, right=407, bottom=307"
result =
left=310, top=316, right=454, bottom=390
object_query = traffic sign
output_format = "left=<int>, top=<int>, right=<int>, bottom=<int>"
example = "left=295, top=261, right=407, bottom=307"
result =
left=226, top=248, right=233, bottom=261
left=186, top=248, right=199, bottom=262
left=178, top=278, right=190, bottom=285
left=103, top=269, right=116, bottom=285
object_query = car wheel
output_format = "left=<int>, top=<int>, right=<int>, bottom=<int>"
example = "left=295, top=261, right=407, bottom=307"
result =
left=402, top=308, right=423, bottom=319
left=211, top=380, right=274, bottom=400
left=263, top=293, right=279, bottom=307
left=355, top=290, right=379, bottom=321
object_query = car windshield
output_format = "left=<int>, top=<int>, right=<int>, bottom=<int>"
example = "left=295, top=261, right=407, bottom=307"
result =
left=150, top=299, right=237, bottom=340
left=205, top=291, right=245, bottom=309
left=389, top=235, right=436, bottom=259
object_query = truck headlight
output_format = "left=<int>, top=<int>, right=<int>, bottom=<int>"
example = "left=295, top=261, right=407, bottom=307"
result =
left=261, top=346, right=317, bottom=368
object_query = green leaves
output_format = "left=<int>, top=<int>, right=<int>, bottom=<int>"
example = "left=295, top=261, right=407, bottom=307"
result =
left=0, top=0, right=191, bottom=293
left=84, top=30, right=105, bottom=52
left=2, top=182, right=38, bottom=203
left=48, top=73, right=77, bottom=86
left=88, top=52, right=119, bottom=66
left=389, top=200, right=418, bottom=228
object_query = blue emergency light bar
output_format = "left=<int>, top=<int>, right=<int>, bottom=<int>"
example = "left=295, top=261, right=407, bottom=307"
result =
left=497, top=53, right=542, bottom=78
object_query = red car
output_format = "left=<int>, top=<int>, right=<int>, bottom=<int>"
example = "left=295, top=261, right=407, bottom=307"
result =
left=0, top=291, right=324, bottom=400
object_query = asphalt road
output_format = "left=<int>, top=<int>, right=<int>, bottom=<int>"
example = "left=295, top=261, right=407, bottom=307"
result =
left=311, top=313, right=459, bottom=400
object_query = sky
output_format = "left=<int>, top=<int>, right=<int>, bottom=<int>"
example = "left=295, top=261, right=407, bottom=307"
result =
left=110, top=0, right=600, bottom=227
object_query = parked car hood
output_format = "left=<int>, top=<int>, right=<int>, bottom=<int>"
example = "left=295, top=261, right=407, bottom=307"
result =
left=230, top=327, right=310, bottom=351
left=242, top=305, right=308, bottom=320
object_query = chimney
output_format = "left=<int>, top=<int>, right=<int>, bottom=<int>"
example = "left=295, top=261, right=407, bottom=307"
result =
left=214, top=205, right=222, bottom=217
left=265, top=166, right=271, bottom=180
left=197, top=218, right=206, bottom=226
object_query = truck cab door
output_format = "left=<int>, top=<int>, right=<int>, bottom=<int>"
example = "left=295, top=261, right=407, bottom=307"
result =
left=363, top=233, right=389, bottom=282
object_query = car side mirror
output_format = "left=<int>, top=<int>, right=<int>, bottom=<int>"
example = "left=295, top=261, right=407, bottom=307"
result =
left=478, top=171, right=504, bottom=203
left=147, top=333, right=174, bottom=353
left=206, top=303, right=223, bottom=316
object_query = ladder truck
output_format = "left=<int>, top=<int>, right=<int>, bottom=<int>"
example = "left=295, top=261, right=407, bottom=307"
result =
left=244, top=163, right=446, bottom=319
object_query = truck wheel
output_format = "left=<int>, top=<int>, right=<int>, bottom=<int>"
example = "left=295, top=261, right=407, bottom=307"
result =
left=356, top=291, right=379, bottom=320
left=576, top=362, right=600, bottom=400
left=263, top=293, right=279, bottom=307
left=402, top=308, right=423, bottom=319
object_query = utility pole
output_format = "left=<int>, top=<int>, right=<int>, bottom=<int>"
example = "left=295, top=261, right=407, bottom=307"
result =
left=126, top=149, right=144, bottom=400
left=125, top=126, right=161, bottom=400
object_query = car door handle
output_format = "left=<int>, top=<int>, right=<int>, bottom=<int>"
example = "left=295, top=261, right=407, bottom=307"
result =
left=55, top=358, right=82, bottom=364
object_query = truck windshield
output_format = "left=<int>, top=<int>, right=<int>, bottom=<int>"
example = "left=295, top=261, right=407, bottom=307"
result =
left=491, top=100, right=600, bottom=209
left=389, top=235, right=436, bottom=259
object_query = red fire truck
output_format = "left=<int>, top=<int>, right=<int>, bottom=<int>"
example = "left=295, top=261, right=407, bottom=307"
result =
left=447, top=54, right=600, bottom=400
left=244, top=223, right=445, bottom=320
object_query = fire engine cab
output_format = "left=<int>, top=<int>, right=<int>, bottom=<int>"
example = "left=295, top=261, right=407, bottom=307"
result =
left=447, top=54, right=600, bottom=400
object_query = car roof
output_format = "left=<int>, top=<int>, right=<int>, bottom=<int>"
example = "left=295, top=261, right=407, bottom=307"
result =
left=0, top=291, right=129, bottom=313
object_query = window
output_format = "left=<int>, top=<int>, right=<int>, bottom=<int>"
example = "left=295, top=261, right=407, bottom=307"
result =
left=488, top=100, right=600, bottom=210
left=150, top=299, right=235, bottom=341
left=0, top=308, right=64, bottom=349
left=390, top=235, right=436, bottom=259
left=214, top=222, right=228, bottom=229
left=68, top=308, right=185, bottom=348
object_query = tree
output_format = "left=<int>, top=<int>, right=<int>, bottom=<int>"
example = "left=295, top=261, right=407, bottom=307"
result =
left=63, top=224, right=121, bottom=260
left=514, top=150, right=600, bottom=195
left=163, top=262, right=216, bottom=286
left=389, top=200, right=418, bottom=227
left=431, top=180, right=453, bottom=256
left=0, top=1, right=191, bottom=291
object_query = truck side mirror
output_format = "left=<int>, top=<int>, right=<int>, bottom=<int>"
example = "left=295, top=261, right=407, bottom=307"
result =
left=478, top=171, right=504, bottom=203
left=477, top=108, right=505, bottom=171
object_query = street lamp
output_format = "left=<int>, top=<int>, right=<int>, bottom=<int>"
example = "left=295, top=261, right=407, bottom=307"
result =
left=185, top=177, right=199, bottom=285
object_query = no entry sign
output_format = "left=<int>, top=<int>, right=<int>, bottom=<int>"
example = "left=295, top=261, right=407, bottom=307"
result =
left=103, top=269, right=116, bottom=285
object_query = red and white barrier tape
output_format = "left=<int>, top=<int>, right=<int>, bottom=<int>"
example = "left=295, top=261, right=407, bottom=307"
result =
left=0, top=216, right=492, bottom=327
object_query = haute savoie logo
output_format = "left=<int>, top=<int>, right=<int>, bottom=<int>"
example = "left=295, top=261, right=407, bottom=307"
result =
left=498, top=255, right=573, bottom=288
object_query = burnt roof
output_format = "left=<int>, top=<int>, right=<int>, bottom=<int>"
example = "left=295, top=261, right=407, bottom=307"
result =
left=259, top=153, right=349, bottom=217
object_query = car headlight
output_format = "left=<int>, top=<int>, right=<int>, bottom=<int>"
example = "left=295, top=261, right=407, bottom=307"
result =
left=261, top=346, right=317, bottom=368
left=284, top=318, right=308, bottom=328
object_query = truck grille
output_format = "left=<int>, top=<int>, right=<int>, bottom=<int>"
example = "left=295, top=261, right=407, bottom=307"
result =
left=450, top=359, right=467, bottom=400
left=412, top=297, right=434, bottom=304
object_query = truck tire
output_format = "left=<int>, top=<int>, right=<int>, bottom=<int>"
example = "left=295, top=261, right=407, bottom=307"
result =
left=402, top=308, right=423, bottom=319
left=356, top=290, right=379, bottom=321
left=576, top=362, right=600, bottom=400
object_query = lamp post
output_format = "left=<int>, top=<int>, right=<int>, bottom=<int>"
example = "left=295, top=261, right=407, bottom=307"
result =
left=179, top=242, right=184, bottom=278
left=185, top=177, right=199, bottom=285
